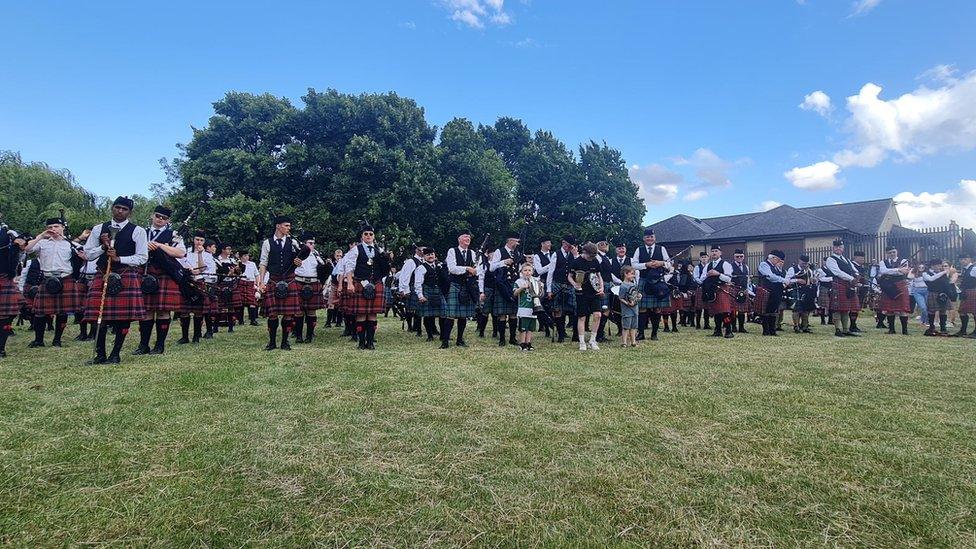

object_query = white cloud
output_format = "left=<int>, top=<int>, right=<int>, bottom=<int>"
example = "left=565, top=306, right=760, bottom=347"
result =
left=673, top=148, right=742, bottom=187
left=398, top=21, right=417, bottom=29
left=684, top=190, right=708, bottom=202
left=629, top=163, right=683, bottom=204
left=894, top=179, right=976, bottom=229
left=800, top=90, right=832, bottom=117
left=917, top=64, right=958, bottom=85
left=850, top=0, right=882, bottom=16
left=441, top=0, right=512, bottom=28
left=759, top=200, right=782, bottom=211
left=784, top=161, right=842, bottom=190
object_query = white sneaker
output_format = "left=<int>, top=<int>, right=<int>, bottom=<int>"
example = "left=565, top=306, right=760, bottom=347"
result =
left=579, top=341, right=587, bottom=351
left=589, top=340, right=600, bottom=350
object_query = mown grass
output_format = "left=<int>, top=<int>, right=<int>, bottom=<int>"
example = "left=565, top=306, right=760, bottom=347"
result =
left=0, top=317, right=974, bottom=546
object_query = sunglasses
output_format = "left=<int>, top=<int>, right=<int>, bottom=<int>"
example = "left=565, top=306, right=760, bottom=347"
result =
left=363, top=232, right=374, bottom=237
left=153, top=213, right=170, bottom=220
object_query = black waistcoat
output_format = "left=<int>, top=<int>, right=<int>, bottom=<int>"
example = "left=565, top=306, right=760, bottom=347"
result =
left=731, top=262, right=749, bottom=287
left=637, top=245, right=665, bottom=279
left=552, top=249, right=573, bottom=285
left=266, top=236, right=297, bottom=277
left=97, top=222, right=137, bottom=270
left=450, top=247, right=474, bottom=285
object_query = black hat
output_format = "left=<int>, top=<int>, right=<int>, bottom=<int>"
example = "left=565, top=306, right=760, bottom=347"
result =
left=561, top=234, right=577, bottom=245
left=614, top=241, right=627, bottom=248
left=44, top=217, right=65, bottom=226
left=505, top=233, right=520, bottom=241
left=699, top=251, right=708, bottom=257
left=643, top=228, right=655, bottom=237
left=413, top=242, right=424, bottom=250
left=710, top=244, right=721, bottom=251
left=274, top=215, right=293, bottom=225
left=300, top=232, right=315, bottom=241
left=112, top=196, right=134, bottom=210
left=885, top=245, right=897, bottom=253
left=539, top=237, right=552, bottom=244
left=457, top=229, right=471, bottom=237
left=154, top=205, right=173, bottom=217
left=193, top=230, right=206, bottom=239
left=733, top=249, right=744, bottom=255
left=359, top=221, right=374, bottom=236
left=771, top=249, right=785, bottom=260
left=832, top=239, right=845, bottom=247
left=220, top=242, right=233, bottom=250
left=422, top=247, right=435, bottom=255
left=960, top=250, right=973, bottom=259
left=799, top=254, right=810, bottom=262
left=928, top=258, right=942, bottom=267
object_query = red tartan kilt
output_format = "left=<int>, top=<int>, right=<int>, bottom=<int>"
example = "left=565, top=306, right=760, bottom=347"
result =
left=754, top=286, right=774, bottom=316
left=343, top=280, right=385, bottom=315
left=958, top=288, right=976, bottom=315
left=83, top=269, right=146, bottom=322
left=298, top=280, right=324, bottom=312
left=33, top=276, right=82, bottom=315
left=330, top=281, right=343, bottom=311
left=178, top=280, right=218, bottom=315
left=217, top=280, right=243, bottom=310
left=693, top=287, right=705, bottom=310
left=0, top=275, right=24, bottom=317
left=731, top=285, right=751, bottom=314
left=143, top=266, right=183, bottom=313
left=262, top=275, right=301, bottom=318
left=706, top=287, right=733, bottom=315
left=661, top=294, right=683, bottom=313
left=878, top=280, right=911, bottom=313
left=239, top=280, right=257, bottom=307
left=830, top=280, right=860, bottom=313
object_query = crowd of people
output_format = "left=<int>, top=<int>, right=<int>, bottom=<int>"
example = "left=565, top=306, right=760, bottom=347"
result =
left=1, top=196, right=974, bottom=363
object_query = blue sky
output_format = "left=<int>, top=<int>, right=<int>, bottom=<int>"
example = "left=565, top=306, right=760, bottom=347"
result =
left=3, top=1, right=975, bottom=228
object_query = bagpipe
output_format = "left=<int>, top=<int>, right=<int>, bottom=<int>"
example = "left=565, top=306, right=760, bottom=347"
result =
left=457, top=233, right=488, bottom=307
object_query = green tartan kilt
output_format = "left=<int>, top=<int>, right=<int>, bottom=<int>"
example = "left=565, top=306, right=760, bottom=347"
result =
left=416, top=286, right=445, bottom=317
left=491, top=289, right=518, bottom=316
left=405, top=292, right=420, bottom=313
left=640, top=278, right=671, bottom=310
left=444, top=282, right=477, bottom=319
left=551, top=282, right=576, bottom=313
left=481, top=287, right=496, bottom=315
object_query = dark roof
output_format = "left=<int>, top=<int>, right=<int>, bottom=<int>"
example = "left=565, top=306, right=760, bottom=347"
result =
left=648, top=198, right=895, bottom=243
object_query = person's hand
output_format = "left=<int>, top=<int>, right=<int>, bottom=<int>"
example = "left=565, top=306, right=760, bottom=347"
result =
left=649, top=260, right=664, bottom=269
left=107, top=248, right=118, bottom=260
left=547, top=292, right=553, bottom=299
left=419, top=296, right=427, bottom=304
left=78, top=228, right=91, bottom=240
left=147, top=241, right=159, bottom=251
left=479, top=292, right=486, bottom=303
left=503, top=258, right=513, bottom=266
left=99, top=233, right=111, bottom=249
left=708, top=269, right=720, bottom=277
left=466, top=266, right=477, bottom=275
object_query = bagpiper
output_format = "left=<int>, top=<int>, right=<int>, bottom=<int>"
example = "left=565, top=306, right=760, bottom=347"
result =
left=921, top=258, right=954, bottom=336
left=442, top=229, right=484, bottom=348
left=292, top=232, right=326, bottom=344
left=532, top=238, right=555, bottom=338
left=876, top=245, right=912, bottom=335
left=134, top=205, right=186, bottom=355
left=257, top=215, right=307, bottom=350
left=398, top=244, right=425, bottom=337
left=956, top=251, right=976, bottom=338
left=237, top=251, right=260, bottom=326
left=785, top=255, right=816, bottom=333
left=339, top=221, right=390, bottom=350
left=823, top=239, right=861, bottom=337
left=697, top=244, right=735, bottom=338
left=692, top=252, right=709, bottom=330
left=214, top=243, right=241, bottom=333
left=755, top=250, right=797, bottom=336
left=0, top=224, right=27, bottom=358
left=23, top=217, right=84, bottom=347
left=413, top=247, right=445, bottom=341
left=632, top=228, right=671, bottom=341
left=489, top=234, right=522, bottom=347
left=82, top=196, right=148, bottom=364
left=730, top=249, right=751, bottom=333
left=176, top=231, right=217, bottom=344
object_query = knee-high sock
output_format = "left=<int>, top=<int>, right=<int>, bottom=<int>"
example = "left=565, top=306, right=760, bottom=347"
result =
left=477, top=313, right=488, bottom=335
left=650, top=312, right=661, bottom=337
left=53, top=314, right=67, bottom=341
left=508, top=318, right=517, bottom=342
left=886, top=315, right=896, bottom=332
left=267, top=318, right=279, bottom=346
left=441, top=318, right=454, bottom=343
left=204, top=315, right=214, bottom=334
left=110, top=321, right=130, bottom=356
left=849, top=312, right=858, bottom=330
left=180, top=316, right=190, bottom=339
left=356, top=320, right=366, bottom=347
left=293, top=315, right=305, bottom=340
left=670, top=312, right=678, bottom=329
left=900, top=315, right=909, bottom=334
left=457, top=318, right=467, bottom=342
left=95, top=322, right=110, bottom=356
left=155, top=318, right=170, bottom=346
left=939, top=312, right=947, bottom=332
left=248, top=306, right=258, bottom=322
left=423, top=316, right=435, bottom=338
left=0, top=318, right=12, bottom=353
left=138, top=319, right=154, bottom=348
left=959, top=314, right=969, bottom=334
left=306, top=314, right=316, bottom=338
left=32, top=315, right=46, bottom=344
left=713, top=314, right=723, bottom=333
left=193, top=316, right=203, bottom=340
left=638, top=312, right=648, bottom=336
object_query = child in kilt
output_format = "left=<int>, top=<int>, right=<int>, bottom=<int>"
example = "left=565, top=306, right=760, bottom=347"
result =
left=512, top=263, right=540, bottom=351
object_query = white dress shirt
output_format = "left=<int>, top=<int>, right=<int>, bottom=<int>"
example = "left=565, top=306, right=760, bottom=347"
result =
left=697, top=258, right=732, bottom=283
left=632, top=244, right=670, bottom=271
left=758, top=261, right=791, bottom=285
left=824, top=254, right=856, bottom=282
left=413, top=262, right=437, bottom=299
left=295, top=253, right=321, bottom=278
left=241, top=261, right=258, bottom=282
left=339, top=242, right=378, bottom=275
left=489, top=246, right=517, bottom=272
left=399, top=255, right=423, bottom=294
left=82, top=219, right=148, bottom=267
left=26, top=238, right=75, bottom=275
left=180, top=250, right=217, bottom=282
left=445, top=247, right=485, bottom=292
left=532, top=251, right=554, bottom=280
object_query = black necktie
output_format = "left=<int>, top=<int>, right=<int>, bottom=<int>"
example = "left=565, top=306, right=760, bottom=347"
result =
left=368, top=245, right=373, bottom=254
left=276, top=239, right=283, bottom=248
left=150, top=229, right=158, bottom=241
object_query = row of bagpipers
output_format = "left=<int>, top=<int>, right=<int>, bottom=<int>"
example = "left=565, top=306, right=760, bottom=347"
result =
left=1, top=196, right=974, bottom=363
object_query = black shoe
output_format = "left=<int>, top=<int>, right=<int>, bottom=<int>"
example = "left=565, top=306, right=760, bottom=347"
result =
left=498, top=339, right=506, bottom=347
left=724, top=332, right=734, bottom=339
left=887, top=328, right=896, bottom=335
left=849, top=326, right=861, bottom=333
left=87, top=354, right=107, bottom=365
left=105, top=354, right=121, bottom=364
left=845, top=331, right=860, bottom=337
left=456, top=339, right=467, bottom=347
left=74, top=333, right=87, bottom=341
left=671, top=327, right=679, bottom=333
left=710, top=331, right=722, bottom=337
left=202, top=332, right=213, bottom=339
left=793, top=326, right=800, bottom=333
left=662, top=326, right=671, bottom=333
left=557, top=336, right=566, bottom=343
left=264, top=343, right=277, bottom=350
left=923, top=330, right=936, bottom=337
left=739, top=328, right=748, bottom=334
left=133, top=345, right=151, bottom=355
left=477, top=330, right=485, bottom=338
left=51, top=339, right=62, bottom=347
left=192, top=337, right=200, bottom=344
left=0, top=351, right=5, bottom=358
left=249, top=320, right=259, bottom=326
left=650, top=335, right=659, bottom=341
left=439, top=340, right=450, bottom=349
left=177, top=337, right=190, bottom=345
left=426, top=335, right=434, bottom=342
left=280, top=340, right=292, bottom=350
left=952, top=330, right=967, bottom=338
left=28, top=341, right=44, bottom=348
left=149, top=345, right=165, bottom=355
left=802, top=328, right=813, bottom=333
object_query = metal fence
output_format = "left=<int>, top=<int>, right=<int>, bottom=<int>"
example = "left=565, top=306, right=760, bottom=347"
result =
left=743, top=223, right=975, bottom=271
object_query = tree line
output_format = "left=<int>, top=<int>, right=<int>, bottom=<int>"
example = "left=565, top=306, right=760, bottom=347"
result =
left=4, top=89, right=646, bottom=255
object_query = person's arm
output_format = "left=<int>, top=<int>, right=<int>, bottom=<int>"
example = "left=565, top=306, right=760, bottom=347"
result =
left=877, top=261, right=900, bottom=277
left=717, top=261, right=733, bottom=283
left=446, top=248, right=466, bottom=276
left=825, top=257, right=854, bottom=281
left=513, top=278, right=526, bottom=296
left=632, top=248, right=646, bottom=271
left=922, top=270, right=946, bottom=282
left=413, top=267, right=426, bottom=300
left=24, top=232, right=51, bottom=253
left=341, top=248, right=357, bottom=287
left=257, top=240, right=270, bottom=290
left=154, top=235, right=187, bottom=259
left=83, top=224, right=105, bottom=261
left=477, top=262, right=485, bottom=294
left=398, top=260, right=415, bottom=294
left=120, top=226, right=149, bottom=266
left=488, top=249, right=505, bottom=272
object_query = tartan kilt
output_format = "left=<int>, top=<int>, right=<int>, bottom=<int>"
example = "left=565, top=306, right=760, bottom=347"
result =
left=754, top=286, right=779, bottom=316
left=879, top=280, right=911, bottom=314
left=384, top=284, right=393, bottom=307
left=816, top=287, right=831, bottom=310
left=682, top=292, right=697, bottom=312
left=83, top=269, right=146, bottom=322
left=33, top=276, right=81, bottom=315
left=640, top=292, right=670, bottom=310
left=262, top=275, right=302, bottom=318
left=444, top=282, right=477, bottom=319
left=403, top=291, right=419, bottom=313
left=661, top=294, right=683, bottom=314
left=328, top=281, right=342, bottom=311
left=491, top=289, right=518, bottom=316
left=957, top=288, right=976, bottom=315
left=178, top=280, right=218, bottom=315
left=693, top=287, right=705, bottom=310
left=0, top=275, right=24, bottom=317
left=216, top=280, right=243, bottom=311
left=829, top=280, right=860, bottom=313
left=551, top=282, right=576, bottom=314
left=343, top=280, right=385, bottom=315
left=142, top=266, right=182, bottom=313
left=239, top=280, right=257, bottom=307
left=416, top=286, right=445, bottom=317
left=705, top=286, right=734, bottom=315
left=926, top=291, right=951, bottom=313
left=730, top=285, right=751, bottom=314
left=480, top=287, right=496, bottom=315
left=298, top=280, right=324, bottom=312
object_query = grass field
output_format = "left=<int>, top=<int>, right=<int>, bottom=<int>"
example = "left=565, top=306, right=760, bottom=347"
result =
left=1, top=316, right=974, bottom=546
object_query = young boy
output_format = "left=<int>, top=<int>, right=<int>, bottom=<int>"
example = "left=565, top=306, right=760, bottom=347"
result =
left=619, top=265, right=640, bottom=347
left=570, top=242, right=606, bottom=351
left=513, top=263, right=540, bottom=351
